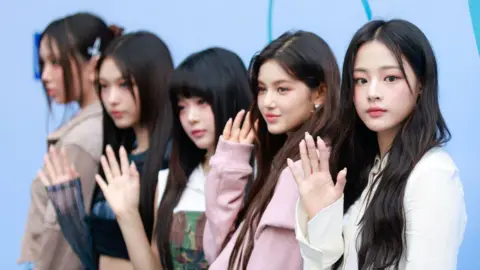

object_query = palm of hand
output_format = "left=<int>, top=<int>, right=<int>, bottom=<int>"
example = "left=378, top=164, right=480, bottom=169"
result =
left=103, top=174, right=140, bottom=215
left=287, top=133, right=347, bottom=220
left=38, top=146, right=79, bottom=187
left=298, top=171, right=340, bottom=218
left=95, top=145, right=141, bottom=217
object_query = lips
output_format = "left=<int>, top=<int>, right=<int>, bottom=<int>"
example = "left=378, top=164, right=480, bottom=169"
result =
left=110, top=110, right=123, bottom=118
left=46, top=88, right=56, bottom=97
left=367, top=107, right=386, bottom=118
left=265, top=113, right=280, bottom=123
left=191, top=129, right=207, bottom=138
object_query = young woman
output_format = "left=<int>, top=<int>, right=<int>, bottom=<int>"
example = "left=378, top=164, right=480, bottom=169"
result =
left=204, top=30, right=341, bottom=269
left=19, top=12, right=119, bottom=270
left=290, top=19, right=467, bottom=269
left=94, top=47, right=253, bottom=269
left=38, top=31, right=174, bottom=270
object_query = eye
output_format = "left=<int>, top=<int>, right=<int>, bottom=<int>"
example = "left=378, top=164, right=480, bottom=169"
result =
left=177, top=105, right=185, bottom=111
left=197, top=99, right=207, bottom=105
left=257, top=87, right=266, bottom=92
left=385, top=75, right=400, bottom=83
left=119, top=82, right=130, bottom=89
left=98, top=83, right=107, bottom=90
left=51, top=59, right=61, bottom=66
left=278, top=87, right=289, bottom=93
left=354, top=78, right=368, bottom=85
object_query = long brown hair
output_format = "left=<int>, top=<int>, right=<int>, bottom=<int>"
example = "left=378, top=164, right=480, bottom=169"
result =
left=227, top=30, right=341, bottom=269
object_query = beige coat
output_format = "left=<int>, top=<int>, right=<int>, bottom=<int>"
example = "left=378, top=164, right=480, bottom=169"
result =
left=18, top=102, right=103, bottom=270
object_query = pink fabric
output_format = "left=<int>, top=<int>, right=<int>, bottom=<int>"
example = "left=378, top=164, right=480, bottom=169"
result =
left=204, top=137, right=303, bottom=269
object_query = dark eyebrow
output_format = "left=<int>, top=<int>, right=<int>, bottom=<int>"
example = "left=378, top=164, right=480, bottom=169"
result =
left=354, top=65, right=401, bottom=72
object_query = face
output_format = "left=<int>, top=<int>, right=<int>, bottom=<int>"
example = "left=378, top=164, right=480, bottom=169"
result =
left=39, top=36, right=90, bottom=104
left=353, top=41, right=419, bottom=137
left=99, top=58, right=141, bottom=129
left=257, top=60, right=321, bottom=134
left=178, top=96, right=216, bottom=152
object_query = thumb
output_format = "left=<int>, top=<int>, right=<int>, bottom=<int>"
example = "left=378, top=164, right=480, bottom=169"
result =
left=95, top=174, right=108, bottom=193
left=335, top=168, right=347, bottom=194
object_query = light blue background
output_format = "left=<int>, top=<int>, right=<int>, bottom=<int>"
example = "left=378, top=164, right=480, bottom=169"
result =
left=0, top=1, right=478, bottom=269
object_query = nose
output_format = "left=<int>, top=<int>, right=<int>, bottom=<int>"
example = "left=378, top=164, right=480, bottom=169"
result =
left=41, top=63, right=52, bottom=84
left=187, top=105, right=199, bottom=123
left=262, top=89, right=276, bottom=108
left=105, top=87, right=121, bottom=105
left=367, top=77, right=381, bottom=102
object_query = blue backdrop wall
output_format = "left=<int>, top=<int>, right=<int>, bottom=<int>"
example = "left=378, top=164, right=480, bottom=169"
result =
left=0, top=0, right=478, bottom=269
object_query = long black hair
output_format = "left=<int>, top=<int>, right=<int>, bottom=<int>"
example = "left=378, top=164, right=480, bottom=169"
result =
left=95, top=31, right=174, bottom=242
left=155, top=47, right=253, bottom=269
left=330, top=19, right=451, bottom=269
left=229, top=30, right=341, bottom=270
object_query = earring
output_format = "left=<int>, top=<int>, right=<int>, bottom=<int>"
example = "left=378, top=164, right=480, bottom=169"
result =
left=314, top=104, right=320, bottom=109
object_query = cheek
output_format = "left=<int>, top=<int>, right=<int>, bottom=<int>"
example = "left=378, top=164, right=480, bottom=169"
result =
left=204, top=107, right=216, bottom=133
left=390, top=86, right=416, bottom=114
left=179, top=111, right=189, bottom=130
left=256, top=94, right=264, bottom=108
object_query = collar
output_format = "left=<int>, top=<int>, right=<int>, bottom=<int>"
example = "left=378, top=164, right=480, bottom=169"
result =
left=47, top=102, right=102, bottom=141
left=372, top=152, right=389, bottom=174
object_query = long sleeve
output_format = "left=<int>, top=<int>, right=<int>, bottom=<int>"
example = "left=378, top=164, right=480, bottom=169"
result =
left=296, top=197, right=345, bottom=270
left=18, top=144, right=97, bottom=270
left=402, top=165, right=466, bottom=269
left=45, top=144, right=99, bottom=270
left=203, top=137, right=253, bottom=263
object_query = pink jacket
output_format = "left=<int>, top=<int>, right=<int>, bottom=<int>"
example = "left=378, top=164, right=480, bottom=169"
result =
left=204, top=137, right=303, bottom=269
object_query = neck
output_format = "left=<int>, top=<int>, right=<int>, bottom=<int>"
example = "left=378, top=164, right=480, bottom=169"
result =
left=202, top=145, right=215, bottom=174
left=132, top=125, right=150, bottom=154
left=79, top=84, right=99, bottom=109
left=377, top=126, right=400, bottom=158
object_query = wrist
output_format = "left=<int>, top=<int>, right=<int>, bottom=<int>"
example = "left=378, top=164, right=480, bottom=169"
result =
left=116, top=208, right=141, bottom=222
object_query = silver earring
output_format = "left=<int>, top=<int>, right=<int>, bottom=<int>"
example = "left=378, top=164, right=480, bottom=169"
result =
left=314, top=104, right=320, bottom=109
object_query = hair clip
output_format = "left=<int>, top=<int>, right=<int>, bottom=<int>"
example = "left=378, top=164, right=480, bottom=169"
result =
left=88, top=37, right=101, bottom=57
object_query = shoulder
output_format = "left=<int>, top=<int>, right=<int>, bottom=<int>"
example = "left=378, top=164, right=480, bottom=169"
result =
left=405, top=147, right=463, bottom=203
left=60, top=114, right=103, bottom=159
left=408, top=147, right=459, bottom=185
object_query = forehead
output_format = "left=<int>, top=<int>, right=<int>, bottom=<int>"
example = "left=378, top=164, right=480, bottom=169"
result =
left=39, top=35, right=60, bottom=58
left=354, top=41, right=399, bottom=70
left=258, top=60, right=295, bottom=84
left=99, top=58, right=123, bottom=81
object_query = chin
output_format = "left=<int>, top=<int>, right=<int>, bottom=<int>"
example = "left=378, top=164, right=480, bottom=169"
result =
left=363, top=121, right=391, bottom=133
left=192, top=138, right=214, bottom=150
left=52, top=97, right=67, bottom=104
left=112, top=120, right=134, bottom=129
left=266, top=124, right=288, bottom=135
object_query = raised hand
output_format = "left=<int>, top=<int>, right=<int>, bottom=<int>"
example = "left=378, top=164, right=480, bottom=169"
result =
left=38, top=146, right=79, bottom=187
left=223, top=110, right=257, bottom=144
left=287, top=133, right=347, bottom=220
left=95, top=145, right=140, bottom=217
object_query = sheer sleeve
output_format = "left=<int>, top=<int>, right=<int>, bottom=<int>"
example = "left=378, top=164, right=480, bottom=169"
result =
left=45, top=144, right=99, bottom=269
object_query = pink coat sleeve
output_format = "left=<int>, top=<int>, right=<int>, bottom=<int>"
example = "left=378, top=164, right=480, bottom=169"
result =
left=203, top=137, right=254, bottom=263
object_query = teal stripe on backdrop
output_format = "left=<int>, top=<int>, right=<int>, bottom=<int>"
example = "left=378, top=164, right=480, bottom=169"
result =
left=469, top=0, right=480, bottom=55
